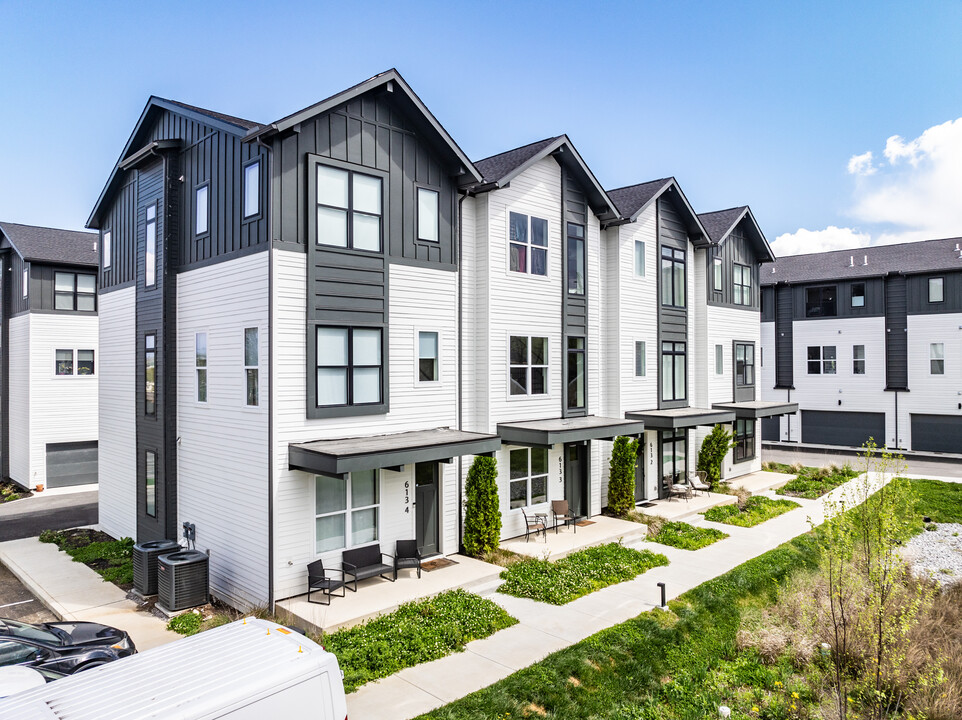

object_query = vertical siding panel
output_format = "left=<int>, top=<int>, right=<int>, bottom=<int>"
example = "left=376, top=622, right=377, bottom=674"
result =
left=330, top=113, right=347, bottom=161
left=361, top=121, right=376, bottom=168
left=346, top=117, right=362, bottom=165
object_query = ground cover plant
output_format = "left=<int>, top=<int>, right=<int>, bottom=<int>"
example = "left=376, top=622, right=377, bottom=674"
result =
left=771, top=462, right=860, bottom=500
left=497, top=543, right=668, bottom=605
left=646, top=519, right=728, bottom=550
left=703, top=495, right=800, bottom=527
left=908, top=477, right=962, bottom=525
left=0, top=481, right=31, bottom=503
left=39, top=528, right=134, bottom=588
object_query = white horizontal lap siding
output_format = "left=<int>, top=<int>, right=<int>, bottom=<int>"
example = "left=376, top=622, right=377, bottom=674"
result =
left=176, top=252, right=270, bottom=609
left=707, top=305, right=761, bottom=405
left=29, top=313, right=99, bottom=489
left=98, top=287, right=136, bottom=540
left=905, top=312, right=962, bottom=448
left=618, top=208, right=658, bottom=415
left=484, top=157, right=563, bottom=429
left=271, top=251, right=459, bottom=600
left=7, top=315, right=30, bottom=486
left=460, top=196, right=478, bottom=431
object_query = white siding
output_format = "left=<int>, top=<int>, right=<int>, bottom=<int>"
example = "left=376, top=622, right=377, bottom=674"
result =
left=176, top=252, right=270, bottom=609
left=7, top=315, right=30, bottom=485
left=98, top=287, right=137, bottom=540
left=905, top=312, right=962, bottom=448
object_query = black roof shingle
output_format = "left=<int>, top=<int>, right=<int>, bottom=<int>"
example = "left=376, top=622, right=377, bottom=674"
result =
left=0, top=221, right=99, bottom=267
left=474, top=137, right=562, bottom=184
left=161, top=98, right=261, bottom=131
left=606, top=179, right=673, bottom=219
left=697, top=207, right=748, bottom=244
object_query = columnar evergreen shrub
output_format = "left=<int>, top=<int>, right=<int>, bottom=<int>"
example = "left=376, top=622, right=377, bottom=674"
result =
left=607, top=435, right=639, bottom=517
left=463, top=455, right=501, bottom=557
left=697, top=424, right=735, bottom=488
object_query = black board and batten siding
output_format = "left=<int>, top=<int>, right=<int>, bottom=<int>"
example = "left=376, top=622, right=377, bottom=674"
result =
left=906, top=271, right=962, bottom=314
left=884, top=274, right=908, bottom=391
left=8, top=253, right=29, bottom=316
left=706, top=225, right=759, bottom=310
left=562, top=166, right=588, bottom=418
left=792, top=278, right=884, bottom=320
left=774, top=285, right=794, bottom=389
left=26, top=264, right=98, bottom=314
left=657, top=197, right=689, bottom=409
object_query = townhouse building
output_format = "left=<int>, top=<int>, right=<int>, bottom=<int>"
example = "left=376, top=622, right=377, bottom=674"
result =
left=89, top=69, right=789, bottom=610
left=760, top=238, right=962, bottom=453
left=0, top=222, right=99, bottom=490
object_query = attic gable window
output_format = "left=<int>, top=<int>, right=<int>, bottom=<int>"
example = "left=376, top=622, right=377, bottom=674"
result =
left=195, top=184, right=209, bottom=236
left=316, top=164, right=383, bottom=252
left=103, top=230, right=112, bottom=269
left=55, top=272, right=96, bottom=311
left=243, top=161, right=260, bottom=218
left=417, top=188, right=439, bottom=243
left=509, top=212, right=548, bottom=276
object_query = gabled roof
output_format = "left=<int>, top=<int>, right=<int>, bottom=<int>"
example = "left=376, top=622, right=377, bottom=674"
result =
left=761, top=236, right=962, bottom=285
left=87, top=97, right=263, bottom=229
left=246, top=69, right=482, bottom=186
left=0, top=221, right=98, bottom=267
left=471, top=135, right=620, bottom=221
left=698, top=206, right=775, bottom=262
left=607, top=177, right=711, bottom=247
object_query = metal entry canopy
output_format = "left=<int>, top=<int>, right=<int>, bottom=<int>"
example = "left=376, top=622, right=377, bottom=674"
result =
left=711, top=401, right=798, bottom=419
left=497, top=415, right=645, bottom=447
left=624, top=407, right=735, bottom=430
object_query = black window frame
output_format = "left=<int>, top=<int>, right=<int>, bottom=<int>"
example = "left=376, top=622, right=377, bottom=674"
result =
left=566, top=336, right=586, bottom=410
left=145, top=449, right=157, bottom=518
left=54, top=272, right=97, bottom=312
left=145, top=334, right=157, bottom=417
left=661, top=246, right=686, bottom=308
left=733, top=263, right=752, bottom=306
left=661, top=341, right=687, bottom=402
left=805, top=285, right=837, bottom=318
left=735, top=342, right=755, bottom=387
left=242, top=158, right=261, bottom=220
left=315, top=325, right=384, bottom=408
left=851, top=282, right=865, bottom=308
left=733, top=419, right=755, bottom=463
left=145, top=203, right=157, bottom=289
left=928, top=277, right=944, bottom=304
left=313, top=162, right=384, bottom=253
left=566, top=222, right=585, bottom=296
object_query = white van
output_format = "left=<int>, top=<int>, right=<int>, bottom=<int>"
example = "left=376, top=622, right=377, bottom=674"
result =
left=0, top=618, right=348, bottom=720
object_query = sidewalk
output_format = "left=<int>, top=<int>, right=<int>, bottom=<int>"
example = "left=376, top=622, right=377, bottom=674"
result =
left=347, top=475, right=886, bottom=720
left=0, top=537, right=179, bottom=651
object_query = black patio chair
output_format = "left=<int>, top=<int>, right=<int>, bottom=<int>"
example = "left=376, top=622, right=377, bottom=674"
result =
left=522, top=508, right=546, bottom=542
left=306, top=559, right=345, bottom=605
left=395, top=540, right=422, bottom=579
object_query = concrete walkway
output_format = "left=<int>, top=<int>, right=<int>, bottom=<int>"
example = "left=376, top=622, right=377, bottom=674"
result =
left=0, top=537, right=179, bottom=651
left=347, top=475, right=887, bottom=720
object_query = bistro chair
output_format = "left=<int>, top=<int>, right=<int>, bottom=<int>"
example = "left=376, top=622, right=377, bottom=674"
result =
left=522, top=508, right=547, bottom=542
left=551, top=500, right=579, bottom=534
left=688, top=470, right=711, bottom=496
left=306, top=559, right=345, bottom=605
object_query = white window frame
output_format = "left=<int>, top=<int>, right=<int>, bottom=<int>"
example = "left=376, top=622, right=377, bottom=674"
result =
left=508, top=447, right=549, bottom=510
left=715, top=344, right=724, bottom=375
left=145, top=204, right=157, bottom=288
left=634, top=241, right=646, bottom=277
left=195, top=183, right=210, bottom=236
left=244, top=327, right=259, bottom=407
left=930, top=343, right=945, bottom=375
left=314, top=470, right=380, bottom=555
left=416, top=329, right=440, bottom=385
left=243, top=160, right=260, bottom=219
left=634, top=340, right=646, bottom=377
left=712, top=257, right=723, bottom=292
left=76, top=349, right=96, bottom=376
left=195, top=332, right=208, bottom=404
left=807, top=345, right=837, bottom=375
left=55, top=349, right=74, bottom=377
left=417, top=187, right=439, bottom=243
left=22, top=267, right=27, bottom=298
left=508, top=334, right=549, bottom=398
left=507, top=210, right=549, bottom=279
left=103, top=230, right=112, bottom=269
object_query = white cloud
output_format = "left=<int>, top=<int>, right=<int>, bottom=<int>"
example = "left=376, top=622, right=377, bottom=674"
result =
left=777, top=118, right=962, bottom=257
left=846, top=151, right=876, bottom=176
left=772, top=226, right=871, bottom=256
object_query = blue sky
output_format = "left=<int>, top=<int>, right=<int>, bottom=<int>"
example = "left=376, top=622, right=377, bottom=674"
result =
left=2, top=0, right=961, bottom=254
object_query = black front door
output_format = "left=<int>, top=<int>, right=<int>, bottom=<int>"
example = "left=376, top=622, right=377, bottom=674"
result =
left=564, top=442, right=589, bottom=517
left=415, top=462, right=439, bottom=556
left=634, top=447, right=646, bottom=503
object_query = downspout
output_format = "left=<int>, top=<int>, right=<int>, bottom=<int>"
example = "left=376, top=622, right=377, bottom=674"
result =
left=457, top=191, right=466, bottom=554
left=894, top=390, right=899, bottom=450
left=786, top=388, right=791, bottom=442
left=264, top=141, right=275, bottom=611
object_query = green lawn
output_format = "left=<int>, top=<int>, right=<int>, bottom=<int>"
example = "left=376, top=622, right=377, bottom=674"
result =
left=647, top=520, right=729, bottom=550
left=772, top=463, right=859, bottom=500
left=497, top=543, right=669, bottom=605
left=702, top=496, right=801, bottom=528
left=909, top=478, right=962, bottom=523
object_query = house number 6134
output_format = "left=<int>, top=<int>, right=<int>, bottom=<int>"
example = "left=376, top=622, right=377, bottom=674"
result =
left=404, top=480, right=410, bottom=513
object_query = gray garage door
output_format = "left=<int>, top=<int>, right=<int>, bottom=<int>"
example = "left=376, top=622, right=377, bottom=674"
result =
left=762, top=417, right=780, bottom=441
left=801, top=410, right=885, bottom=448
left=45, top=441, right=98, bottom=488
left=911, top=414, right=962, bottom=454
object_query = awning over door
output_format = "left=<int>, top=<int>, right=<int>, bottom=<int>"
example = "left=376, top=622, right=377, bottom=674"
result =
left=289, top=428, right=501, bottom=478
left=711, top=401, right=798, bottom=419
left=624, top=407, right=735, bottom=430
left=497, top=415, right=645, bottom=447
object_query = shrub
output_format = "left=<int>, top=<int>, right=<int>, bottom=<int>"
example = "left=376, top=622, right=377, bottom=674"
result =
left=703, top=496, right=800, bottom=527
left=647, top=521, right=728, bottom=550
left=607, top=436, right=639, bottom=517
left=463, top=456, right=501, bottom=558
left=697, top=424, right=734, bottom=488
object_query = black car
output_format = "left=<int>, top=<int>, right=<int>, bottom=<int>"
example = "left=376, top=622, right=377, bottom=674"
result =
left=0, top=618, right=136, bottom=674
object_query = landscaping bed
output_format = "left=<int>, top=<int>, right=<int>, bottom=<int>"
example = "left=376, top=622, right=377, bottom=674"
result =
left=645, top=519, right=728, bottom=550
left=767, top=462, right=859, bottom=499
left=703, top=496, right=800, bottom=528
left=0, top=481, right=32, bottom=504
left=39, top=529, right=133, bottom=589
left=497, top=543, right=669, bottom=605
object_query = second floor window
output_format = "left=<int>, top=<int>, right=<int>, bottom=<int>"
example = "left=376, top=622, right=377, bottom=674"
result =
left=931, top=343, right=945, bottom=375
left=417, top=188, right=439, bottom=242
left=712, top=257, right=723, bottom=292
left=929, top=277, right=944, bottom=303
left=567, top=223, right=585, bottom=295
left=807, top=345, right=836, bottom=374
left=195, top=333, right=207, bottom=403
left=316, top=165, right=382, bottom=252
left=733, top=264, right=751, bottom=305
left=805, top=286, right=836, bottom=317
left=634, top=241, right=645, bottom=277
left=661, top=246, right=685, bottom=307
left=509, top=335, right=547, bottom=396
left=635, top=341, right=646, bottom=377
left=735, top=343, right=755, bottom=386
left=103, top=230, right=112, bottom=269
left=851, top=283, right=865, bottom=307
left=567, top=337, right=585, bottom=410
left=509, top=212, right=548, bottom=276
left=661, top=341, right=686, bottom=401
left=316, top=326, right=382, bottom=407
left=245, top=328, right=259, bottom=406
left=195, top=184, right=209, bottom=235
left=55, top=272, right=96, bottom=311
left=418, top=331, right=439, bottom=382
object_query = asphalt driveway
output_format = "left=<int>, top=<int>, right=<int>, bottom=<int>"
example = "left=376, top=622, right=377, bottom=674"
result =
left=0, top=490, right=98, bottom=542
left=0, top=562, right=56, bottom=623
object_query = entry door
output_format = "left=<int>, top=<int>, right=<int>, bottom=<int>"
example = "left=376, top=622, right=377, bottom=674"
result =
left=634, top=447, right=646, bottom=503
left=734, top=342, right=756, bottom=402
left=564, top=443, right=589, bottom=517
left=415, top=462, right=439, bottom=556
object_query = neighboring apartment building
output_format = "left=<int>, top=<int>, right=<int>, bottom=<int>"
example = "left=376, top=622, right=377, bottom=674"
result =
left=89, top=69, right=788, bottom=610
left=0, top=222, right=99, bottom=490
left=760, top=238, right=962, bottom=453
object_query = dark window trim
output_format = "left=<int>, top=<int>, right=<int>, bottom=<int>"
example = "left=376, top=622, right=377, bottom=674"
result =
left=661, top=340, right=687, bottom=402
left=54, top=271, right=98, bottom=312
left=733, top=419, right=755, bottom=463
left=145, top=333, right=157, bottom=417
left=660, top=245, right=686, bottom=308
left=851, top=282, right=865, bottom=308
left=566, top=222, right=586, bottom=296
left=242, top=157, right=263, bottom=222
left=313, top=325, right=386, bottom=413
left=194, top=181, right=211, bottom=238
left=928, top=276, right=945, bottom=304
left=415, top=183, right=441, bottom=245
left=660, top=428, right=688, bottom=486
left=144, top=448, right=158, bottom=518
left=734, top=341, right=755, bottom=388
left=566, top=335, right=586, bottom=411
left=309, top=156, right=387, bottom=254
left=805, top=285, right=837, bottom=318
left=733, top=263, right=752, bottom=306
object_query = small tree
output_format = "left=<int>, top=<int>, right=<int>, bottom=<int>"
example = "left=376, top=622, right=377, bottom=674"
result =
left=607, top=436, right=639, bottom=517
left=697, top=424, right=734, bottom=488
left=462, top=456, right=500, bottom=558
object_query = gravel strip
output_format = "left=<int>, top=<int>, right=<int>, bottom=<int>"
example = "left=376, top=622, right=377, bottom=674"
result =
left=904, top=522, right=962, bottom=588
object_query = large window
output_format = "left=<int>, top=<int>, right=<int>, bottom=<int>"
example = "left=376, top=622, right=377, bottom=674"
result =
left=929, top=277, right=944, bottom=303
left=55, top=349, right=95, bottom=376
left=805, top=286, right=837, bottom=317
left=634, top=241, right=646, bottom=277
left=245, top=328, right=259, bottom=406
left=55, top=272, right=96, bottom=311
left=567, top=223, right=585, bottom=295
left=713, top=257, right=723, bottom=292
left=315, top=470, right=379, bottom=553
left=733, top=263, right=752, bottom=306
left=567, top=337, right=585, bottom=410
left=661, top=341, right=686, bottom=401
left=509, top=212, right=548, bottom=276
left=145, top=450, right=157, bottom=518
left=853, top=345, right=865, bottom=375
left=195, top=333, right=207, bottom=403
left=635, top=341, right=646, bottom=377
left=661, top=429, right=687, bottom=484
left=851, top=283, right=865, bottom=308
left=103, top=230, right=112, bottom=269
left=145, top=334, right=156, bottom=416
left=660, top=246, right=685, bottom=307
left=734, top=419, right=755, bottom=462
left=316, top=165, right=382, bottom=251
left=418, top=331, right=439, bottom=382
left=417, top=188, right=439, bottom=243
left=807, top=345, right=836, bottom=375
left=509, top=336, right=548, bottom=396
left=316, top=326, right=382, bottom=407
left=509, top=447, right=548, bottom=509
left=244, top=160, right=260, bottom=218
left=735, top=343, right=755, bottom=386
left=930, top=343, right=945, bottom=375
left=145, top=204, right=157, bottom=287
